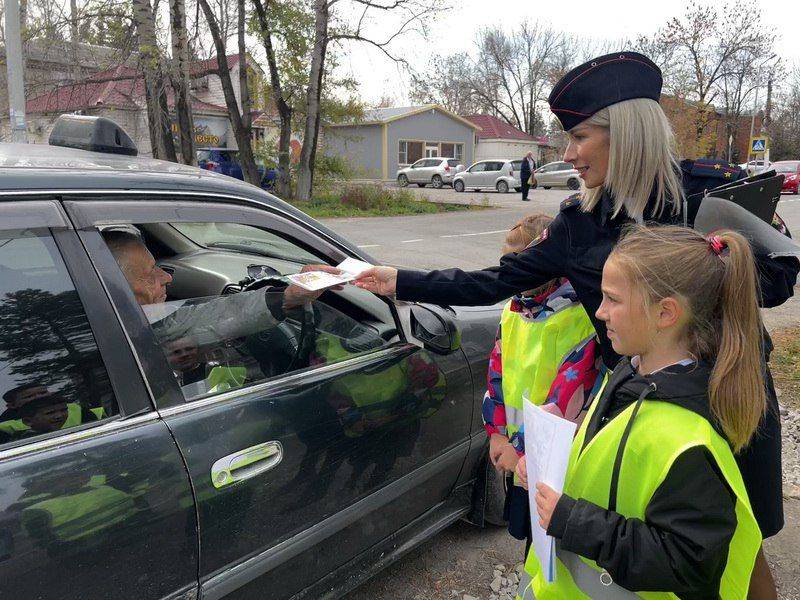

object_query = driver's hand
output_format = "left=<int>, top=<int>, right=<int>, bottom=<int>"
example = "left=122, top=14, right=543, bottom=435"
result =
left=353, top=266, right=398, bottom=296
left=282, top=264, right=343, bottom=309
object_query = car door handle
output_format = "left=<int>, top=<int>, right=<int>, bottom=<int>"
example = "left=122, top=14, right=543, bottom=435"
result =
left=211, top=441, right=283, bottom=489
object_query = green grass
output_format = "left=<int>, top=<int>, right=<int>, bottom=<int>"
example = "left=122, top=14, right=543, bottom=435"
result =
left=771, top=327, right=800, bottom=410
left=291, top=184, right=482, bottom=218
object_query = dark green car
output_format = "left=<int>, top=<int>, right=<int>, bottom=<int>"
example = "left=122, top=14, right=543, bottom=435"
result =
left=0, top=116, right=504, bottom=599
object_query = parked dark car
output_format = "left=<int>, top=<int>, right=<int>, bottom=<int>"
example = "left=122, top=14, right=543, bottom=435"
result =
left=197, top=148, right=279, bottom=190
left=0, top=116, right=504, bottom=600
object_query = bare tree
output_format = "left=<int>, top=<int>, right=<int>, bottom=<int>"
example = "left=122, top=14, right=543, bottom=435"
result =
left=295, top=0, right=439, bottom=201
left=132, top=0, right=178, bottom=160
left=251, top=0, right=299, bottom=197
left=767, top=66, right=800, bottom=161
left=197, top=0, right=261, bottom=184
left=409, top=52, right=481, bottom=115
left=170, top=0, right=197, bottom=164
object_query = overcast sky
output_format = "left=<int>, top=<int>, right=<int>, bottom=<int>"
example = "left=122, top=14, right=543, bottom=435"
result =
left=339, top=0, right=800, bottom=106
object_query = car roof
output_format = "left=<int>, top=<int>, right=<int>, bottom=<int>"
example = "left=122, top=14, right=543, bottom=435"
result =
left=0, top=142, right=365, bottom=257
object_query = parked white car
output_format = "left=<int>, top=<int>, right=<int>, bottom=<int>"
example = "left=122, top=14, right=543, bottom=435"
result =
left=738, top=160, right=772, bottom=176
left=453, top=159, right=519, bottom=193
left=533, top=161, right=581, bottom=190
left=396, top=157, right=464, bottom=188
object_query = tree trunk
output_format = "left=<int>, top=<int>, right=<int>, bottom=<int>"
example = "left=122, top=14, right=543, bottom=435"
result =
left=238, top=0, right=252, bottom=138
left=198, top=0, right=261, bottom=185
left=296, top=0, right=328, bottom=202
left=170, top=0, right=196, bottom=165
left=69, top=0, right=80, bottom=82
left=132, top=0, right=177, bottom=160
left=251, top=0, right=293, bottom=198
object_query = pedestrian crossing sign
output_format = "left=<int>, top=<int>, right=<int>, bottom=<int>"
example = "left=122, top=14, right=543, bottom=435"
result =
left=750, top=136, right=769, bottom=154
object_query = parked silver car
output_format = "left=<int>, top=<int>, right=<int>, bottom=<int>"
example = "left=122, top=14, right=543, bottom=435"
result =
left=453, top=159, right=519, bottom=193
left=397, top=157, right=464, bottom=188
left=533, top=161, right=581, bottom=190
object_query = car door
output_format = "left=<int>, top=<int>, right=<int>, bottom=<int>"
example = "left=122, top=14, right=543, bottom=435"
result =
left=463, top=161, right=485, bottom=187
left=482, top=161, right=502, bottom=188
left=65, top=195, right=474, bottom=599
left=408, top=159, right=426, bottom=183
left=536, top=163, right=555, bottom=187
left=0, top=200, right=197, bottom=600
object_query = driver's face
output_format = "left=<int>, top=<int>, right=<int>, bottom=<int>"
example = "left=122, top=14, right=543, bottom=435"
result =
left=125, top=244, right=173, bottom=305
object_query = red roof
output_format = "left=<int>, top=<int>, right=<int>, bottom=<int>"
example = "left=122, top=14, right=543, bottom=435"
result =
left=26, top=64, right=230, bottom=115
left=189, top=54, right=241, bottom=77
left=463, top=114, right=537, bottom=141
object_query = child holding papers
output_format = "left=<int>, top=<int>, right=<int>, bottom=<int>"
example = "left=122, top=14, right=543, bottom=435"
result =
left=517, top=226, right=764, bottom=599
left=481, top=214, right=599, bottom=557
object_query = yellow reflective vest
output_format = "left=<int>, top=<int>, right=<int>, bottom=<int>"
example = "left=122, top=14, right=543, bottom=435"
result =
left=517, top=390, right=761, bottom=599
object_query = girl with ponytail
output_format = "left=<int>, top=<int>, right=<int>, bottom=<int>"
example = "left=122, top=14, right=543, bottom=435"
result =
left=526, top=225, right=766, bottom=599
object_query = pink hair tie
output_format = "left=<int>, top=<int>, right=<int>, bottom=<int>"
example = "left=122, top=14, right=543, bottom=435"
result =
left=707, top=235, right=727, bottom=256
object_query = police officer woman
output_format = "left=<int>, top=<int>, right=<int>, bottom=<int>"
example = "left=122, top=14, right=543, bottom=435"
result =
left=355, top=52, right=798, bottom=597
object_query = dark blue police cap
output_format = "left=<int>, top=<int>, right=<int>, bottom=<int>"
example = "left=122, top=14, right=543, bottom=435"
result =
left=548, top=52, right=662, bottom=131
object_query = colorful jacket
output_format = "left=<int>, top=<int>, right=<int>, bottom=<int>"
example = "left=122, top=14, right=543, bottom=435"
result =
left=482, top=280, right=601, bottom=454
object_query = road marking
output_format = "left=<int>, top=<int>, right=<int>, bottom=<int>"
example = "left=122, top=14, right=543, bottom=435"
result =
left=440, top=229, right=508, bottom=238
left=358, top=244, right=381, bottom=248
left=401, top=239, right=424, bottom=243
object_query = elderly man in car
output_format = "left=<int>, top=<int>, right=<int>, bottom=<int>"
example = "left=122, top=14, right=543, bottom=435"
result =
left=101, top=230, right=331, bottom=391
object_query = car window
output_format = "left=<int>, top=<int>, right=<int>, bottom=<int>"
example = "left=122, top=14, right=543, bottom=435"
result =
left=0, top=229, right=118, bottom=447
left=101, top=224, right=392, bottom=402
left=173, top=222, right=320, bottom=264
left=447, top=159, right=460, bottom=167
left=411, top=159, right=426, bottom=168
left=773, top=162, right=799, bottom=173
left=486, top=162, right=503, bottom=172
left=511, top=160, right=523, bottom=171
left=424, top=159, right=440, bottom=167
left=468, top=162, right=486, bottom=173
left=558, top=162, right=573, bottom=171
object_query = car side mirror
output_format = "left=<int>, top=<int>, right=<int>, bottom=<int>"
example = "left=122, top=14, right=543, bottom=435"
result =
left=410, top=305, right=461, bottom=355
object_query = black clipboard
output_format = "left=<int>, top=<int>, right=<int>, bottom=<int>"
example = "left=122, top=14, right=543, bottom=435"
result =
left=690, top=172, right=784, bottom=224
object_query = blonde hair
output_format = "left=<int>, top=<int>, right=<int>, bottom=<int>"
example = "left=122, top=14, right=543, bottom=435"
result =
left=610, top=225, right=765, bottom=452
left=579, top=98, right=684, bottom=221
left=504, top=214, right=558, bottom=297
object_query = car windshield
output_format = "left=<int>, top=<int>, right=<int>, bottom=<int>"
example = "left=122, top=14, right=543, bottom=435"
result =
left=171, top=222, right=320, bottom=264
left=773, top=162, right=799, bottom=173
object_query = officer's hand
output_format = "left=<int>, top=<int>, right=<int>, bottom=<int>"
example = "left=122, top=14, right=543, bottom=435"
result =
left=515, top=455, right=528, bottom=490
left=354, top=266, right=398, bottom=296
left=283, top=264, right=344, bottom=309
left=535, top=482, right=562, bottom=530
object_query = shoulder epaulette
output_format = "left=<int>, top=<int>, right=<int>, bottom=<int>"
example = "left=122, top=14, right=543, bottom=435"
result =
left=687, top=158, right=743, bottom=181
left=560, top=193, right=581, bottom=211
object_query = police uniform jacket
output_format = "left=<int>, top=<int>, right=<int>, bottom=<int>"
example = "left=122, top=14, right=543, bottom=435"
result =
left=395, top=166, right=799, bottom=537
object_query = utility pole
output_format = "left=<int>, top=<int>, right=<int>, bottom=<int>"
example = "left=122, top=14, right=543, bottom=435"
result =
left=4, top=0, right=27, bottom=143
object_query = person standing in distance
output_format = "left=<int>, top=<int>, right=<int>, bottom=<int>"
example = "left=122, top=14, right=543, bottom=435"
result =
left=519, top=151, right=536, bottom=201
left=354, top=51, right=799, bottom=598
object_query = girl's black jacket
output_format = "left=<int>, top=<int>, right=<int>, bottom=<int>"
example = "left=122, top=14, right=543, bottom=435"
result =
left=547, top=359, right=738, bottom=599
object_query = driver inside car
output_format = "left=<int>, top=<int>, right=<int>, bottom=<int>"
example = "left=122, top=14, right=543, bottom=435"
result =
left=101, top=229, right=335, bottom=396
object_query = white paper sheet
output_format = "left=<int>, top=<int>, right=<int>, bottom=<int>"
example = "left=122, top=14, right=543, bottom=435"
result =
left=523, top=398, right=577, bottom=583
left=284, top=258, right=375, bottom=291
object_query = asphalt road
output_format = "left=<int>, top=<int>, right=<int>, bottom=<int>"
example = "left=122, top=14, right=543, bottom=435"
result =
left=322, top=187, right=800, bottom=600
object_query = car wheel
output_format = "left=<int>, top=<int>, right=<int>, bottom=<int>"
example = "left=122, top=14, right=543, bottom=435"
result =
left=454, top=180, right=465, bottom=193
left=543, top=186, right=551, bottom=190
left=397, top=174, right=408, bottom=187
left=483, top=458, right=507, bottom=526
left=431, top=175, right=443, bottom=189
left=567, top=178, right=581, bottom=190
left=496, top=180, right=509, bottom=194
